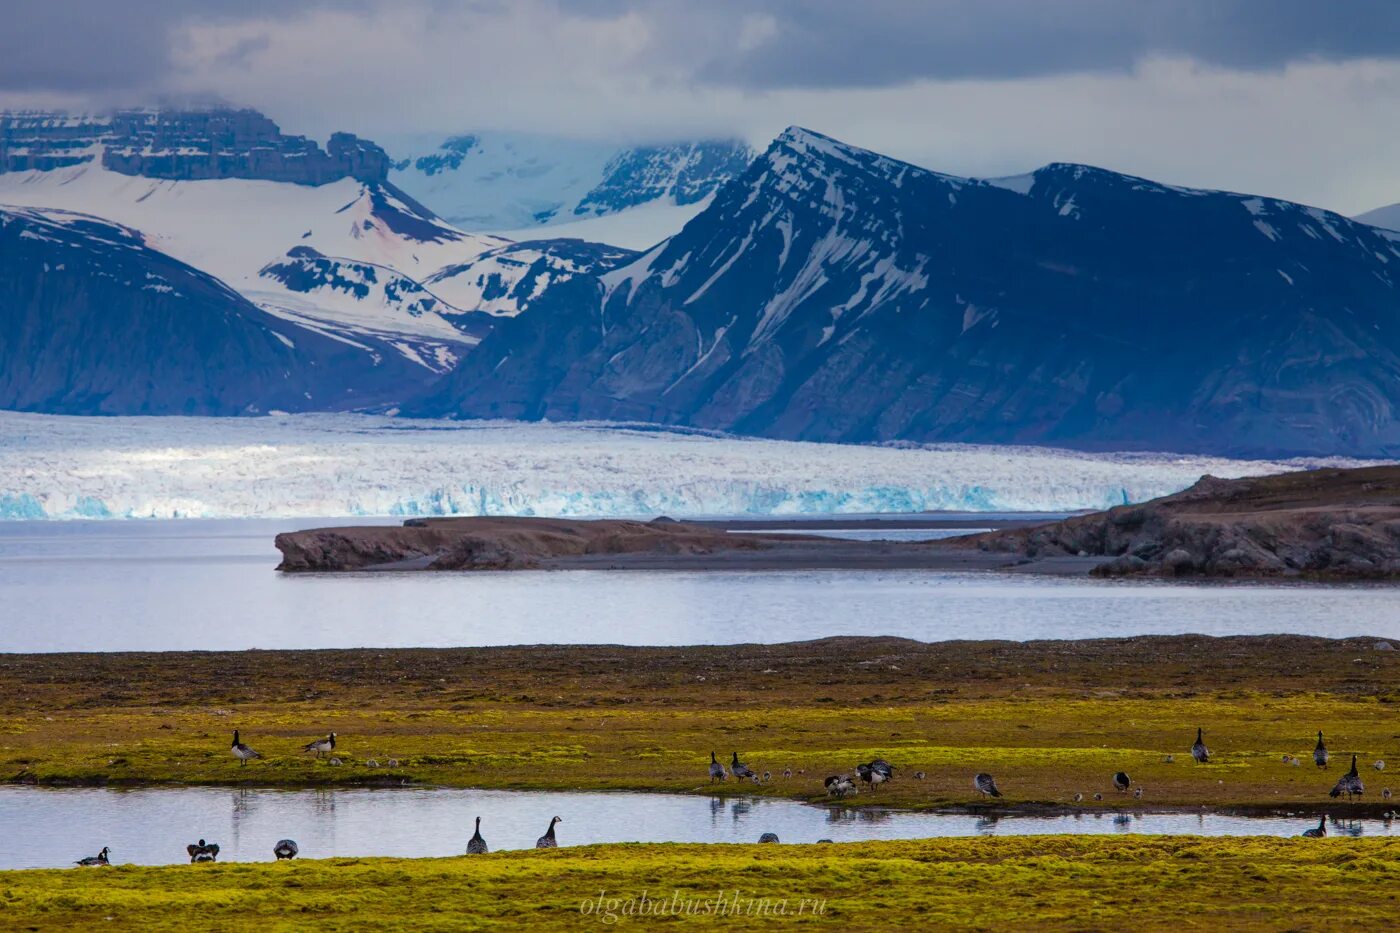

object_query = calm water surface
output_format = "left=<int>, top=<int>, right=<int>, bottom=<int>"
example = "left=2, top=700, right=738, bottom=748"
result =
left=1, top=519, right=1399, bottom=652
left=2, top=786, right=1389, bottom=870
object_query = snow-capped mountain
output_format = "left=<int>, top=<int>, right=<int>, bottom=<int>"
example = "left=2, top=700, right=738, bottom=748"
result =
left=0, top=206, right=421, bottom=415
left=0, top=110, right=629, bottom=382
left=386, top=132, right=754, bottom=249
left=1356, top=202, right=1400, bottom=231
left=410, top=126, right=1400, bottom=459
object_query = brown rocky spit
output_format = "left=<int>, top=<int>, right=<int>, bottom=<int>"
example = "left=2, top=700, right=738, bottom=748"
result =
left=275, top=466, right=1400, bottom=579
left=964, top=464, right=1400, bottom=579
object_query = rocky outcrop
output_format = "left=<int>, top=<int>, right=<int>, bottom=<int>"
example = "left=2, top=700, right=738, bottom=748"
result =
left=275, top=517, right=764, bottom=572
left=968, top=466, right=1400, bottom=579
left=1, top=109, right=388, bottom=185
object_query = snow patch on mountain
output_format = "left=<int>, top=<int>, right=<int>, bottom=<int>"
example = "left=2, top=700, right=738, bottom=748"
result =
left=0, top=411, right=1351, bottom=520
left=386, top=132, right=753, bottom=248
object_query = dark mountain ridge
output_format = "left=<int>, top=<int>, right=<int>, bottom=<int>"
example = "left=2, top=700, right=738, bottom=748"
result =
left=408, top=127, right=1400, bottom=458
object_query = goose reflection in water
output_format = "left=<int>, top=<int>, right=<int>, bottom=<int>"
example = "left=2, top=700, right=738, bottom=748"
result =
left=312, top=789, right=337, bottom=818
left=823, top=807, right=893, bottom=826
left=708, top=797, right=724, bottom=822
left=974, top=815, right=1001, bottom=834
left=1330, top=817, right=1365, bottom=838
left=729, top=800, right=752, bottom=823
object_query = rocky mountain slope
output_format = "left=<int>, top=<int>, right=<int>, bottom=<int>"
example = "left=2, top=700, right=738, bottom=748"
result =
left=409, top=127, right=1400, bottom=458
left=0, top=207, right=416, bottom=414
left=966, top=465, right=1400, bottom=579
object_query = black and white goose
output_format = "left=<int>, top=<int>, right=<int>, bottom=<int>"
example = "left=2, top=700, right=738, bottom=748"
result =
left=302, top=732, right=336, bottom=758
left=1329, top=755, right=1364, bottom=801
left=1191, top=728, right=1210, bottom=764
left=75, top=846, right=110, bottom=867
left=231, top=730, right=262, bottom=766
left=708, top=751, right=727, bottom=783
left=730, top=752, right=756, bottom=782
left=974, top=773, right=1002, bottom=798
left=187, top=839, right=220, bottom=863
left=536, top=816, right=562, bottom=849
left=1113, top=772, right=1131, bottom=793
left=855, top=760, right=891, bottom=791
left=466, top=816, right=488, bottom=854
left=1314, top=731, right=1329, bottom=768
left=273, top=839, right=299, bottom=860
left=825, top=775, right=855, bottom=798
left=1300, top=815, right=1328, bottom=838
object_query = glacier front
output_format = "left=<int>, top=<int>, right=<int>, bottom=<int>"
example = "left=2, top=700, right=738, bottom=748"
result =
left=0, top=412, right=1356, bottom=520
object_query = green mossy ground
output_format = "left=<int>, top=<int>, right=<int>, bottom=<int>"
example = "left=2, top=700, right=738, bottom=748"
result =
left=2, top=636, right=1396, bottom=813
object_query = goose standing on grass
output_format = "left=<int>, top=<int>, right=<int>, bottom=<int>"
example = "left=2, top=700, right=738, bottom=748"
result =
left=75, top=847, right=110, bottom=867
left=187, top=839, right=220, bottom=863
left=730, top=752, right=756, bottom=782
left=467, top=817, right=488, bottom=854
left=273, top=839, right=299, bottom=860
left=1329, top=755, right=1365, bottom=801
left=1191, top=728, right=1210, bottom=764
left=973, top=773, right=1002, bottom=799
left=708, top=751, right=727, bottom=783
left=1301, top=815, right=1328, bottom=838
left=1314, top=731, right=1329, bottom=768
left=855, top=761, right=891, bottom=791
left=231, top=730, right=261, bottom=766
left=302, top=733, right=336, bottom=758
left=1113, top=772, right=1131, bottom=793
left=825, top=775, right=856, bottom=798
left=536, top=816, right=562, bottom=849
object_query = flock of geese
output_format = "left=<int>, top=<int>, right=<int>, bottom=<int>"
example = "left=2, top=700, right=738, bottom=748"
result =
left=714, top=727, right=1393, bottom=840
left=71, top=726, right=1393, bottom=866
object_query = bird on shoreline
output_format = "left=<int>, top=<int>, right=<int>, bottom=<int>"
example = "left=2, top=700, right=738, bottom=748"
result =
left=301, top=732, right=336, bottom=758
left=75, top=847, right=110, bottom=867
left=187, top=839, right=219, bottom=863
left=1314, top=731, right=1329, bottom=768
left=974, top=773, right=1002, bottom=799
left=825, top=775, right=856, bottom=798
left=231, top=730, right=261, bottom=766
left=758, top=832, right=780, bottom=843
left=708, top=751, right=727, bottom=783
left=1113, top=772, right=1131, bottom=793
left=273, top=839, right=299, bottom=860
left=731, top=752, right=755, bottom=782
left=467, top=817, right=488, bottom=854
left=1329, top=755, right=1364, bottom=801
left=1191, top=728, right=1210, bottom=764
left=1301, top=815, right=1328, bottom=838
left=856, top=760, right=893, bottom=791
left=536, top=816, right=561, bottom=849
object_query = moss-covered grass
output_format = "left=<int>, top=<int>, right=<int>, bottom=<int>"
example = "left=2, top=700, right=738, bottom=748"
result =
left=2, top=636, right=1398, bottom=813
left=4, top=836, right=1399, bottom=931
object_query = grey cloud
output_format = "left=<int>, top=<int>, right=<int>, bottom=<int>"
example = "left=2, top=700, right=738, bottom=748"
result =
left=4, top=1, right=1400, bottom=98
left=687, top=0, right=1400, bottom=88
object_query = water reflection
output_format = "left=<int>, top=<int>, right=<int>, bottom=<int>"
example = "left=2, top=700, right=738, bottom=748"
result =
left=1, top=785, right=1395, bottom=870
left=4, top=520, right=1400, bottom=652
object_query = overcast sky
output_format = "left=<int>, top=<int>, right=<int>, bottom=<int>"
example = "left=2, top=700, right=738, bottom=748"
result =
left=3, top=0, right=1399, bottom=213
